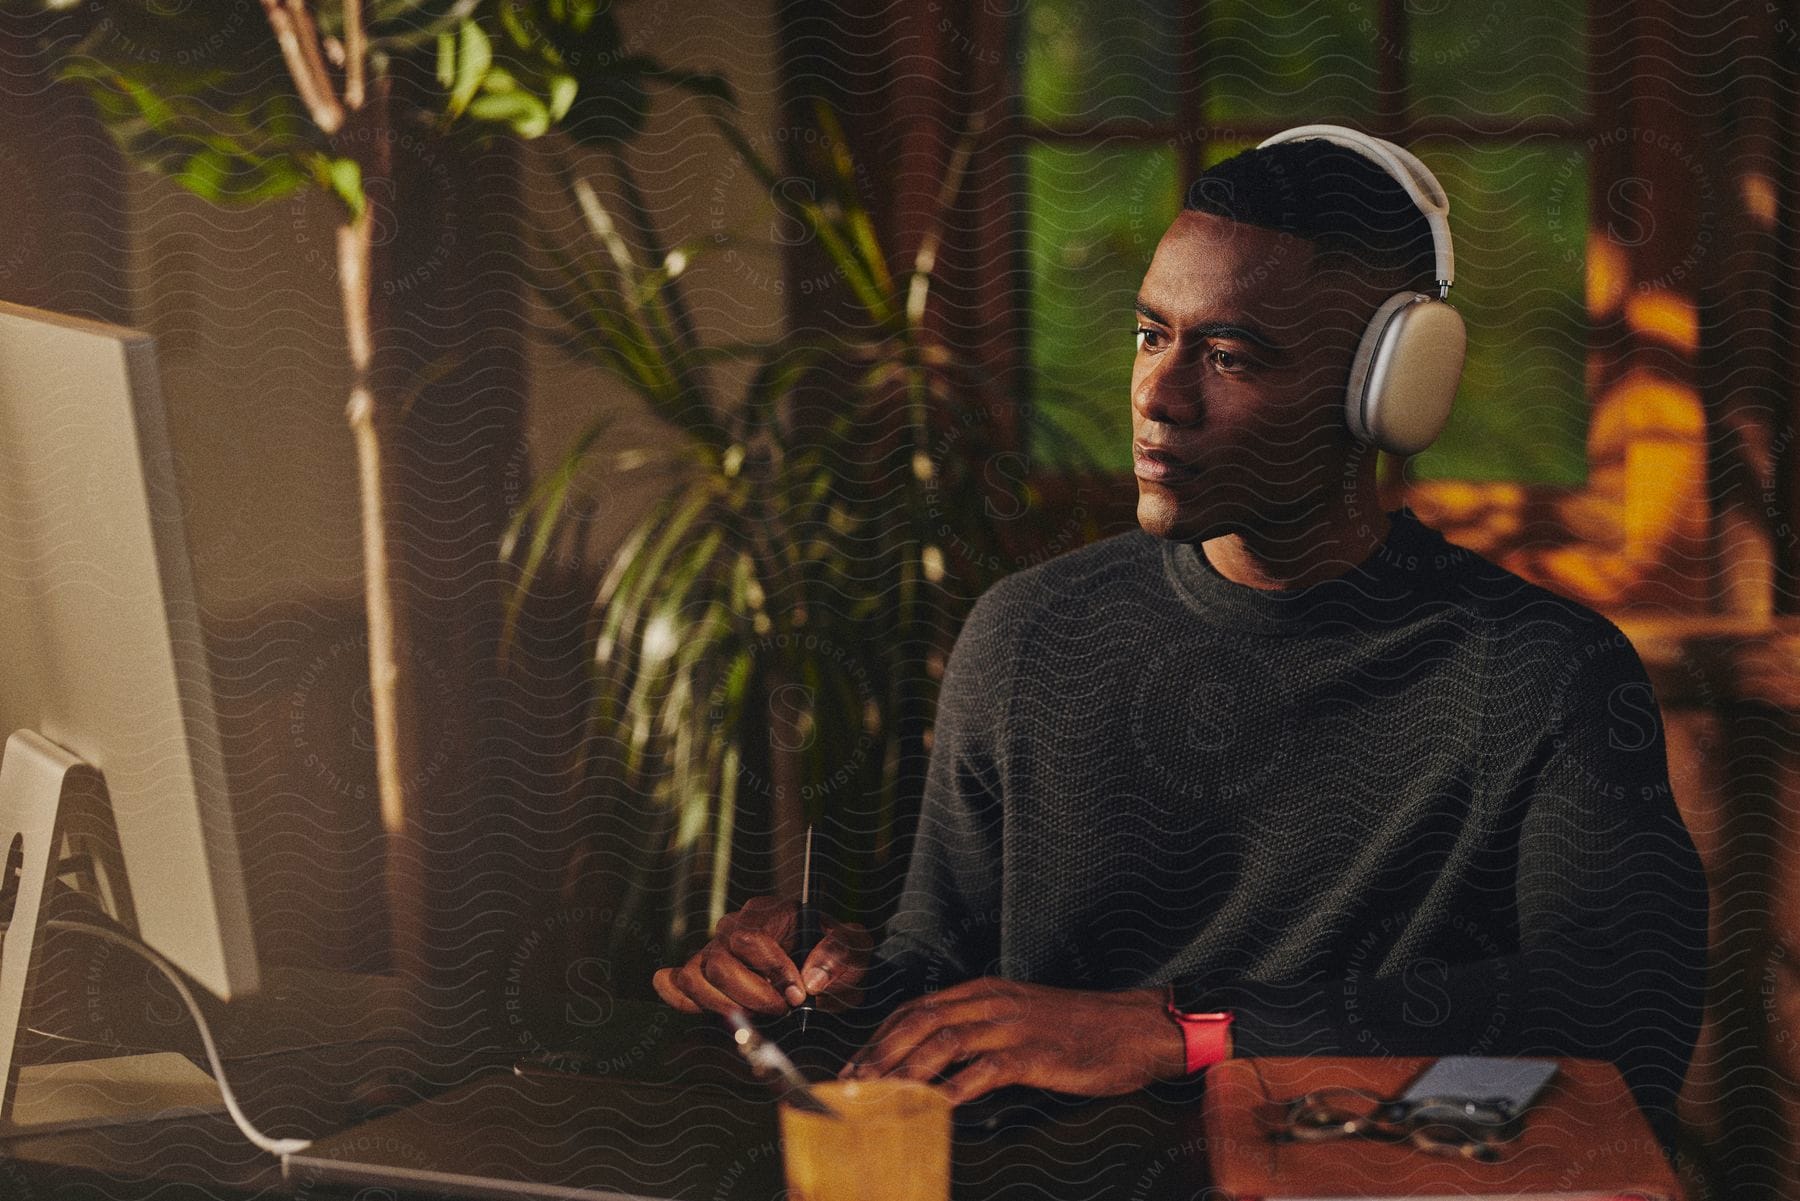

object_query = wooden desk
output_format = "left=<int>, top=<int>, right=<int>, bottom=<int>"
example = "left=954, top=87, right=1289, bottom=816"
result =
left=1206, top=1056, right=1682, bottom=1200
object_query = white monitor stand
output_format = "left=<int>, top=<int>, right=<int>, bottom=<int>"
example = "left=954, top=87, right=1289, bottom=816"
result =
left=0, top=731, right=223, bottom=1133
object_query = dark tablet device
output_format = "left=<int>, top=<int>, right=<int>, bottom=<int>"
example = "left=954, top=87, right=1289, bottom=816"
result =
left=1393, top=1055, right=1559, bottom=1127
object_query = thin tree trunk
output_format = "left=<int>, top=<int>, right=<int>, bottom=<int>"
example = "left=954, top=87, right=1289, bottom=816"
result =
left=335, top=92, right=429, bottom=990
left=258, top=2, right=526, bottom=1018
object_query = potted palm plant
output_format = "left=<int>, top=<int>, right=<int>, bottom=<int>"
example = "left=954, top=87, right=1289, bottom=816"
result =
left=506, top=105, right=1102, bottom=959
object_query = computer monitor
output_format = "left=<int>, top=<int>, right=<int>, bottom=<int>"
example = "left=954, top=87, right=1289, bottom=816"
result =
left=0, top=302, right=261, bottom=1078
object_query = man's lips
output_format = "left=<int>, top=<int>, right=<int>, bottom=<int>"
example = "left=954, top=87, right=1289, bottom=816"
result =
left=1133, top=442, right=1197, bottom=482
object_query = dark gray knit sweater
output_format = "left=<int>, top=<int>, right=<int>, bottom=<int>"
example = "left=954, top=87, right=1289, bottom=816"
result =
left=864, top=508, right=1708, bottom=1134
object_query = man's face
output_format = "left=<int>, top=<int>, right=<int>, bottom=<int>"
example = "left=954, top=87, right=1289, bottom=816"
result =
left=1131, top=209, right=1377, bottom=543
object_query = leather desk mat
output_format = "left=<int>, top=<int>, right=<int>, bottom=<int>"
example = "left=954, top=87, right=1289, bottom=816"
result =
left=284, top=1008, right=1213, bottom=1201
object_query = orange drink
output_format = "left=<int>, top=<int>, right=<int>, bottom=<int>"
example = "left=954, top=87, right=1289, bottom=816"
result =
left=779, top=1078, right=952, bottom=1201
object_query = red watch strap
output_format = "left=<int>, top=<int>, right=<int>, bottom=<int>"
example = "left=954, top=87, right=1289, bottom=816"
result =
left=1164, top=986, right=1233, bottom=1075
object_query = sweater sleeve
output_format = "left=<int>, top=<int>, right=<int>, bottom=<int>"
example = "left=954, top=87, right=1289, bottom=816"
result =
left=856, top=581, right=1016, bottom=1022
left=1180, top=632, right=1709, bottom=1142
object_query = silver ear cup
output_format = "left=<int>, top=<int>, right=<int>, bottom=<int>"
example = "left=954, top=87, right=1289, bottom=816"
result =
left=1345, top=293, right=1467, bottom=455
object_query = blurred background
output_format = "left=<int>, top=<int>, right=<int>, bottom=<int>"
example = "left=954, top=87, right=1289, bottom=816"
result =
left=1, top=0, right=1795, bottom=1196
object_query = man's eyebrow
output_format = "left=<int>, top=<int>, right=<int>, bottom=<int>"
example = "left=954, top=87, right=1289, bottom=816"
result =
left=1133, top=300, right=1282, bottom=355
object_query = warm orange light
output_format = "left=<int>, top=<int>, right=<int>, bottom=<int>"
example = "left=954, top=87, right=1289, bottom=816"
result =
left=1417, top=479, right=1485, bottom=521
left=1533, top=545, right=1633, bottom=607
left=1624, top=289, right=1699, bottom=355
left=1589, top=371, right=1706, bottom=453
left=1741, top=172, right=1779, bottom=229
left=1626, top=438, right=1702, bottom=561
left=1586, top=234, right=1629, bottom=319
left=1487, top=509, right=1523, bottom=541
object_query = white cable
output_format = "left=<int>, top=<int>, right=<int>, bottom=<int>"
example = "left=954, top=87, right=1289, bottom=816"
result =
left=41, top=918, right=311, bottom=1157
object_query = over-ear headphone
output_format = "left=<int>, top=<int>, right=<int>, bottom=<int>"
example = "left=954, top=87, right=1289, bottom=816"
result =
left=1254, top=124, right=1467, bottom=456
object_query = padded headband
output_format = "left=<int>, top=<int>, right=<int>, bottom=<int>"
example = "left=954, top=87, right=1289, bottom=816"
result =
left=1255, top=124, right=1455, bottom=293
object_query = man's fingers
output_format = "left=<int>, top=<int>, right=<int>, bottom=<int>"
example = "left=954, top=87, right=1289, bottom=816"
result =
left=857, top=977, right=1007, bottom=1051
left=858, top=996, right=946, bottom=1059
left=850, top=999, right=928, bottom=1067
left=651, top=967, right=703, bottom=1015
left=675, top=958, right=753, bottom=1016
left=716, top=896, right=795, bottom=944
left=882, top=1021, right=1010, bottom=1084
left=800, top=926, right=870, bottom=997
left=696, top=946, right=791, bottom=1015
left=653, top=897, right=811, bottom=1017
left=841, top=997, right=996, bottom=1080
left=724, top=930, right=807, bottom=1007
left=738, top=896, right=796, bottom=936
left=940, top=1052, right=1023, bottom=1107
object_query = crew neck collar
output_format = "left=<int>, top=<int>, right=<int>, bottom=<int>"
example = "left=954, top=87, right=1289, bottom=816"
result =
left=1160, top=508, right=1447, bottom=632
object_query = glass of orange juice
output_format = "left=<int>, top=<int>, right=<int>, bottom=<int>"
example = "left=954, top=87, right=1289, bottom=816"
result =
left=779, top=1078, right=952, bottom=1201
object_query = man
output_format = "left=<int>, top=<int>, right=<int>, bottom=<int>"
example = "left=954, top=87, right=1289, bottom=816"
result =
left=652, top=133, right=1709, bottom=1141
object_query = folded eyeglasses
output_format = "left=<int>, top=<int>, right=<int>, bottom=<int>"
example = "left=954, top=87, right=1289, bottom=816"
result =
left=1268, top=1085, right=1526, bottom=1162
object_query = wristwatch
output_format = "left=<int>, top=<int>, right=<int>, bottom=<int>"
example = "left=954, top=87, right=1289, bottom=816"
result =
left=1163, top=985, right=1234, bottom=1075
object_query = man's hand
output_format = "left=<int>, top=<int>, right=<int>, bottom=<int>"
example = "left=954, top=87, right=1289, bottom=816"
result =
left=837, top=978, right=1189, bottom=1104
left=651, top=896, right=872, bottom=1017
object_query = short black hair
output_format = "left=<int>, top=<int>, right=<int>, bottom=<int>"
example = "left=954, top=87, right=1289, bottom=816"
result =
left=1184, top=140, right=1437, bottom=287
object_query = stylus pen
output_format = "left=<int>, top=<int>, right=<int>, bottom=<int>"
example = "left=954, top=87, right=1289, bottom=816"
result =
left=793, top=824, right=820, bottom=1032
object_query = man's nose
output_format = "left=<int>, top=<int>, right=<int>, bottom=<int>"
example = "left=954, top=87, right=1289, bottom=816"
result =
left=1132, top=353, right=1203, bottom=427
